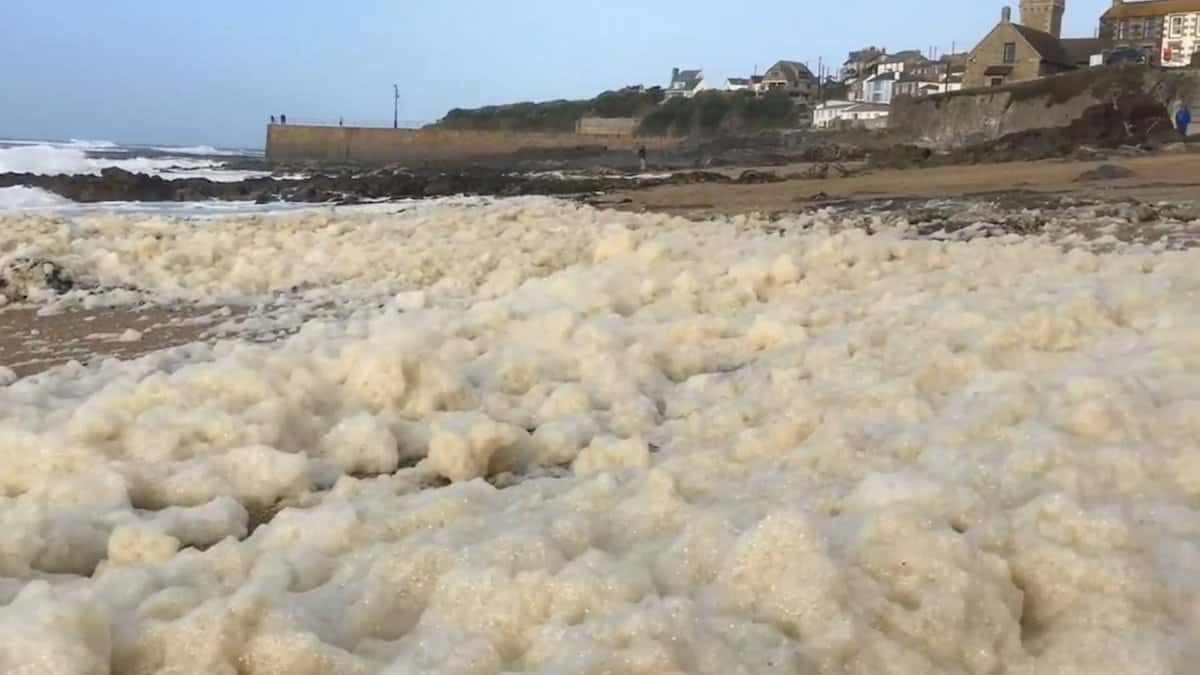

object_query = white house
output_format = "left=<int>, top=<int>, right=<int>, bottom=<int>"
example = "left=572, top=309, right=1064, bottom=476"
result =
left=843, top=102, right=891, bottom=126
left=875, top=50, right=930, bottom=75
left=1163, top=11, right=1200, bottom=67
left=724, top=77, right=753, bottom=92
left=813, top=101, right=889, bottom=128
left=863, top=71, right=898, bottom=104
left=664, top=68, right=706, bottom=100
left=813, top=100, right=855, bottom=128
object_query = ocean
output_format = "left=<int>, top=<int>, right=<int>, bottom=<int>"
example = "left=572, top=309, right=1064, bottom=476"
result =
left=0, top=138, right=311, bottom=216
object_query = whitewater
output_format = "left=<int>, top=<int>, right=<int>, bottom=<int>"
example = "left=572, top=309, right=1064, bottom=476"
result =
left=0, top=139, right=268, bottom=183
left=1, top=197, right=1199, bottom=674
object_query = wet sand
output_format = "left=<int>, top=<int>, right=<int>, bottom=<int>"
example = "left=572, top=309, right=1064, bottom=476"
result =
left=0, top=305, right=232, bottom=377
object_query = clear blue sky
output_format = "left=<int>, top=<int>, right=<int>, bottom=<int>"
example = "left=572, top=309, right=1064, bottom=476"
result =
left=0, top=0, right=1111, bottom=149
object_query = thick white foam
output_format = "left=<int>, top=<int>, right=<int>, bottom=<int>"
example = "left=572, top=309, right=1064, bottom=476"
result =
left=1, top=198, right=1199, bottom=674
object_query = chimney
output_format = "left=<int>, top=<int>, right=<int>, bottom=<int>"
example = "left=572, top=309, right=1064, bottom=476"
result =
left=1112, top=0, right=1122, bottom=5
left=1001, top=6, right=1012, bottom=22
left=672, top=67, right=680, bottom=80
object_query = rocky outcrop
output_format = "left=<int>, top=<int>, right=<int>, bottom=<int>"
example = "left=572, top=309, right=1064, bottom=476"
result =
left=870, top=94, right=1179, bottom=169
left=889, top=66, right=1199, bottom=147
left=0, top=165, right=807, bottom=205
left=0, top=167, right=636, bottom=204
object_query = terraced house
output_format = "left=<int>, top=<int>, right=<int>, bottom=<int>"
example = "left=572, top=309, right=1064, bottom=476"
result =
left=1102, top=0, right=1200, bottom=66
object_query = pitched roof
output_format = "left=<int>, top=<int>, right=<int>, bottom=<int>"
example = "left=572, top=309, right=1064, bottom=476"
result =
left=867, top=71, right=897, bottom=81
left=896, top=71, right=942, bottom=83
left=1061, top=37, right=1104, bottom=65
left=846, top=102, right=890, bottom=112
left=845, top=47, right=884, bottom=64
left=884, top=49, right=930, bottom=63
left=670, top=69, right=704, bottom=90
left=726, top=77, right=751, bottom=86
left=1103, top=0, right=1200, bottom=19
left=763, top=60, right=816, bottom=85
left=1012, top=24, right=1074, bottom=67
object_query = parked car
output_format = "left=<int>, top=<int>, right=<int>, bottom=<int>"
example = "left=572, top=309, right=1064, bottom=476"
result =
left=1105, top=48, right=1149, bottom=66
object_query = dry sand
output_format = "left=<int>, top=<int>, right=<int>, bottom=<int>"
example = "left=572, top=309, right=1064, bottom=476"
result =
left=597, top=152, right=1200, bottom=218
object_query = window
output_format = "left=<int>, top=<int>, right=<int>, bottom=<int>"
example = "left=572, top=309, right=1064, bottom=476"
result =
left=1171, top=16, right=1185, bottom=38
left=1131, top=20, right=1144, bottom=39
left=1003, top=42, right=1016, bottom=63
left=1117, top=21, right=1126, bottom=40
left=990, top=77, right=1004, bottom=87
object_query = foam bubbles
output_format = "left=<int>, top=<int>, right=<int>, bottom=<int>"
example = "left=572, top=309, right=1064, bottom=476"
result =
left=1, top=197, right=1199, bottom=674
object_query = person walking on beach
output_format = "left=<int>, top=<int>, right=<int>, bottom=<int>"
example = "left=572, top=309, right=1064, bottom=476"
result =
left=1177, top=105, right=1192, bottom=139
left=339, top=117, right=344, bottom=127
left=280, top=114, right=288, bottom=125
left=637, top=145, right=647, bottom=172
left=270, top=115, right=276, bottom=125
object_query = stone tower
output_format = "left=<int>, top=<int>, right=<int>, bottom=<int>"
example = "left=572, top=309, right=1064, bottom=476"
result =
left=1020, top=0, right=1065, bottom=38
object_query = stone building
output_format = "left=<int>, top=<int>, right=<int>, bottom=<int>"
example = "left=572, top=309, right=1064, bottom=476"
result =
left=1101, top=0, right=1200, bottom=66
left=760, top=61, right=818, bottom=101
left=1021, top=0, right=1066, bottom=36
left=965, top=3, right=1101, bottom=88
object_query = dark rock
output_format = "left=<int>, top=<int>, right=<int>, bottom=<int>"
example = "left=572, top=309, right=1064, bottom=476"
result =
left=1075, top=164, right=1137, bottom=182
left=735, top=170, right=784, bottom=184
left=868, top=145, right=934, bottom=169
left=871, top=94, right=1176, bottom=170
left=665, top=171, right=732, bottom=185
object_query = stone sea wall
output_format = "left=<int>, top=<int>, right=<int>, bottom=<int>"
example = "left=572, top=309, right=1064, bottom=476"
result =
left=266, top=125, right=675, bottom=164
left=890, top=66, right=1200, bottom=147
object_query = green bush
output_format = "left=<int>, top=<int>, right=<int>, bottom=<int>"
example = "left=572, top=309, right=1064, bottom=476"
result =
left=635, top=90, right=798, bottom=137
left=438, top=86, right=801, bottom=137
left=437, top=87, right=664, bottom=132
left=636, top=97, right=691, bottom=136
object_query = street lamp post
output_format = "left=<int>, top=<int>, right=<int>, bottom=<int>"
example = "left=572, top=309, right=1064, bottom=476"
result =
left=393, top=84, right=400, bottom=129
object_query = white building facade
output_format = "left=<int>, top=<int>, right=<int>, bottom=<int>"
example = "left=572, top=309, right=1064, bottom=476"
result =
left=813, top=100, right=854, bottom=128
left=1162, top=12, right=1200, bottom=67
left=864, top=72, right=897, bottom=104
left=813, top=101, right=889, bottom=128
left=663, top=68, right=706, bottom=100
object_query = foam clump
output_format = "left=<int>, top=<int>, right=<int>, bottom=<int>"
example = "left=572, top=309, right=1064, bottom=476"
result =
left=1, top=197, right=1199, bottom=673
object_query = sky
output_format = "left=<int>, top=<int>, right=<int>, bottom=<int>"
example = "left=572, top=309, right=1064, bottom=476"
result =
left=0, top=0, right=1113, bottom=149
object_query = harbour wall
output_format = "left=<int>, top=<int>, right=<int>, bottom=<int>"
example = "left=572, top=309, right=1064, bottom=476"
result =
left=266, top=124, right=675, bottom=164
